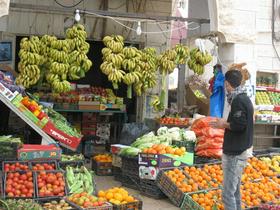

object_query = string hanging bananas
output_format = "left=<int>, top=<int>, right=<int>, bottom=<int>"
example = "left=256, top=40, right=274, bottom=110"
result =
left=66, top=24, right=92, bottom=80
left=16, top=36, right=43, bottom=88
left=187, top=48, right=212, bottom=75
left=101, top=35, right=125, bottom=89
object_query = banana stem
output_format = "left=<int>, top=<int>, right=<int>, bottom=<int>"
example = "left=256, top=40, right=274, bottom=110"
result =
left=112, top=82, right=118, bottom=89
left=127, top=85, right=132, bottom=99
left=159, top=72, right=167, bottom=110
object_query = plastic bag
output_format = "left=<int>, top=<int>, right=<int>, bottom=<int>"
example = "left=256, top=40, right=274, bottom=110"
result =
left=201, top=127, right=224, bottom=138
left=210, top=71, right=225, bottom=118
left=196, top=148, right=222, bottom=158
left=119, top=123, right=151, bottom=145
left=191, top=117, right=218, bottom=130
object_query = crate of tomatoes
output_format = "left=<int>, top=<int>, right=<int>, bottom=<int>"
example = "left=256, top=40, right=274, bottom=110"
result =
left=2, top=161, right=30, bottom=172
left=35, top=170, right=67, bottom=199
left=159, top=117, right=189, bottom=127
left=4, top=171, right=35, bottom=199
left=30, top=160, right=58, bottom=171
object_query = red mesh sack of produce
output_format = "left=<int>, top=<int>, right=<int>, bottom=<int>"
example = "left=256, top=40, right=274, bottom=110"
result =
left=196, top=148, right=223, bottom=158
left=191, top=117, right=219, bottom=136
left=196, top=137, right=223, bottom=151
left=201, top=127, right=224, bottom=138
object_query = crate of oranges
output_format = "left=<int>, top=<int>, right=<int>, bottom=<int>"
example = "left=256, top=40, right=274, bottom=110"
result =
left=92, top=154, right=113, bottom=176
left=181, top=189, right=225, bottom=210
left=97, top=187, right=142, bottom=210
left=183, top=165, right=221, bottom=190
left=156, top=167, right=197, bottom=207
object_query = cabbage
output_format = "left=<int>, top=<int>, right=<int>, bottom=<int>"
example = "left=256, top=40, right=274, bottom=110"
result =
left=119, top=147, right=141, bottom=157
left=157, top=126, right=168, bottom=136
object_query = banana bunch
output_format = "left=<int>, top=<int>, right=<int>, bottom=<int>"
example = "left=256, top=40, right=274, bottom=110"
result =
left=101, top=35, right=125, bottom=89
left=133, top=47, right=158, bottom=96
left=151, top=95, right=164, bottom=112
left=103, top=35, right=124, bottom=53
left=66, top=24, right=92, bottom=80
left=187, top=48, right=212, bottom=75
left=158, top=49, right=177, bottom=75
left=16, top=36, right=43, bottom=88
left=174, top=44, right=189, bottom=64
left=46, top=73, right=71, bottom=93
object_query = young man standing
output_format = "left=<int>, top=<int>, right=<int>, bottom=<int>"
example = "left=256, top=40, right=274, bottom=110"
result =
left=210, top=70, right=254, bottom=210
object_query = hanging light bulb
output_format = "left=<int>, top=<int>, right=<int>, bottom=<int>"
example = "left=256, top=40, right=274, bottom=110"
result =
left=136, top=21, right=142, bottom=35
left=75, top=9, right=81, bottom=22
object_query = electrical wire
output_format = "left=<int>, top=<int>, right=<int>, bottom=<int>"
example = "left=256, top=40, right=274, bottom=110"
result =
left=83, top=10, right=199, bottom=34
left=54, top=0, right=84, bottom=8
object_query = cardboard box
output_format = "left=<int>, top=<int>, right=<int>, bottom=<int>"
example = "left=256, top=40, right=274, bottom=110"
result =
left=79, top=101, right=100, bottom=110
left=18, top=144, right=61, bottom=160
left=185, top=84, right=211, bottom=115
left=138, top=152, right=194, bottom=168
left=43, top=121, right=82, bottom=151
left=139, top=165, right=159, bottom=180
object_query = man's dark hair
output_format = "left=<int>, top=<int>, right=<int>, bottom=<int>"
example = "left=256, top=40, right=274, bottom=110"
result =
left=225, top=70, right=242, bottom=88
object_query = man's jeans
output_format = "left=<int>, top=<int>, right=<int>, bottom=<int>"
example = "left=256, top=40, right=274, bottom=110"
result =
left=222, top=153, right=248, bottom=210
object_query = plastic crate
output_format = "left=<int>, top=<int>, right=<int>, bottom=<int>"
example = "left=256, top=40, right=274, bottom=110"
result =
left=66, top=200, right=113, bottom=210
left=30, top=160, right=58, bottom=171
left=35, top=170, right=68, bottom=199
left=180, top=193, right=204, bottom=210
left=4, top=171, right=36, bottom=199
left=112, top=196, right=142, bottom=210
left=58, top=160, right=85, bottom=170
left=112, top=166, right=122, bottom=182
left=38, top=198, right=76, bottom=210
left=139, top=179, right=166, bottom=199
left=0, top=141, right=22, bottom=160
left=92, top=160, right=112, bottom=176
left=2, top=161, right=31, bottom=172
left=121, top=156, right=139, bottom=178
left=155, top=168, right=186, bottom=207
left=121, top=175, right=140, bottom=191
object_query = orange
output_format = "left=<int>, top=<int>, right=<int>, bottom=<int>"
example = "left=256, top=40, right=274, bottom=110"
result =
left=126, top=196, right=134, bottom=202
left=106, top=192, right=114, bottom=200
left=114, top=193, right=123, bottom=202
left=98, top=190, right=105, bottom=198
left=174, top=148, right=182, bottom=156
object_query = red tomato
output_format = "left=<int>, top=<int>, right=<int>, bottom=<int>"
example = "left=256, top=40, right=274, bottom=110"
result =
left=10, top=165, right=15, bottom=170
left=28, top=177, right=33, bottom=181
left=7, top=192, right=14, bottom=197
left=98, top=201, right=104, bottom=206
left=15, top=163, right=20, bottom=167
left=29, top=189, right=34, bottom=194
left=15, top=190, right=21, bottom=196
left=56, top=173, right=63, bottom=178
left=26, top=182, right=33, bottom=189
left=53, top=180, right=59, bottom=186
left=14, top=172, right=20, bottom=177
left=13, top=177, right=19, bottom=182
left=27, top=193, right=32, bottom=197
left=6, top=179, right=13, bottom=185
left=33, top=166, right=38, bottom=171
left=46, top=176, right=56, bottom=184
left=21, top=188, right=28, bottom=194
left=38, top=182, right=44, bottom=188
left=15, top=185, right=21, bottom=190
left=18, top=180, right=24, bottom=184
left=26, top=171, right=32, bottom=177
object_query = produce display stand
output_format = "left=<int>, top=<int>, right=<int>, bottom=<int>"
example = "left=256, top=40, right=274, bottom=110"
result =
left=0, top=83, right=56, bottom=146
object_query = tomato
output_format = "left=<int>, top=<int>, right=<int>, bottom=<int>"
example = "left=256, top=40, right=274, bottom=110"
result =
left=29, top=189, right=34, bottom=194
left=7, top=173, right=13, bottom=179
left=20, top=174, right=27, bottom=180
left=39, top=171, right=46, bottom=176
left=53, top=180, right=59, bottom=186
left=98, top=201, right=104, bottom=206
left=15, top=162, right=20, bottom=167
left=26, top=171, right=32, bottom=178
left=13, top=177, right=19, bottom=182
left=27, top=193, right=32, bottom=197
left=21, top=194, right=26, bottom=197
left=20, top=185, right=26, bottom=191
left=10, top=165, right=15, bottom=170
left=21, top=189, right=28, bottom=194
left=38, top=182, right=44, bottom=188
left=7, top=192, right=14, bottom=197
left=15, top=184, right=21, bottom=190
left=18, top=180, right=24, bottom=184
left=6, top=186, right=12, bottom=193
left=26, top=182, right=33, bottom=189
left=46, top=176, right=55, bottom=184
left=4, top=167, right=9, bottom=172
left=28, top=177, right=33, bottom=181
left=15, top=190, right=21, bottom=196
left=39, top=192, right=45, bottom=197
left=56, top=173, right=63, bottom=178
left=33, top=166, right=38, bottom=171
left=45, top=190, right=51, bottom=196
left=53, top=188, right=60, bottom=195
left=14, top=172, right=20, bottom=177
left=58, top=192, right=65, bottom=196
left=6, top=179, right=13, bottom=185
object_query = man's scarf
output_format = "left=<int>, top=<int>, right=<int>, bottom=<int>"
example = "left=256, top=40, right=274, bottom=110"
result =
left=227, top=86, right=247, bottom=104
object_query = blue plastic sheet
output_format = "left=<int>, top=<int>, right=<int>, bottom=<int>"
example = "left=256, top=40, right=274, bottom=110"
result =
left=210, top=71, right=225, bottom=118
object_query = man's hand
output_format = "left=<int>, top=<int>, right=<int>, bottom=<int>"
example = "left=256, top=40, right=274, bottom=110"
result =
left=209, top=118, right=229, bottom=129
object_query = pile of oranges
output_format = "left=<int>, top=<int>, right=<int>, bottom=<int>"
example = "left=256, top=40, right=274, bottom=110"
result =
left=142, top=144, right=186, bottom=156
left=97, top=187, right=136, bottom=205
left=184, top=166, right=219, bottom=189
left=241, top=177, right=280, bottom=207
left=165, top=168, right=199, bottom=193
left=248, top=157, right=277, bottom=177
left=190, top=189, right=225, bottom=210
left=203, top=164, right=223, bottom=184
left=242, top=164, right=263, bottom=183
left=93, top=154, right=112, bottom=163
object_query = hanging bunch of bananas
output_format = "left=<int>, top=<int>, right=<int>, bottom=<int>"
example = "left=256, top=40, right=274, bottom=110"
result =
left=174, top=44, right=190, bottom=64
left=121, top=47, right=142, bottom=98
left=101, top=35, right=126, bottom=89
left=46, top=39, right=71, bottom=93
left=187, top=48, right=212, bottom=75
left=16, top=36, right=44, bottom=88
left=66, top=24, right=92, bottom=80
left=158, top=49, right=177, bottom=75
left=151, top=95, right=164, bottom=112
left=133, top=47, right=158, bottom=96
